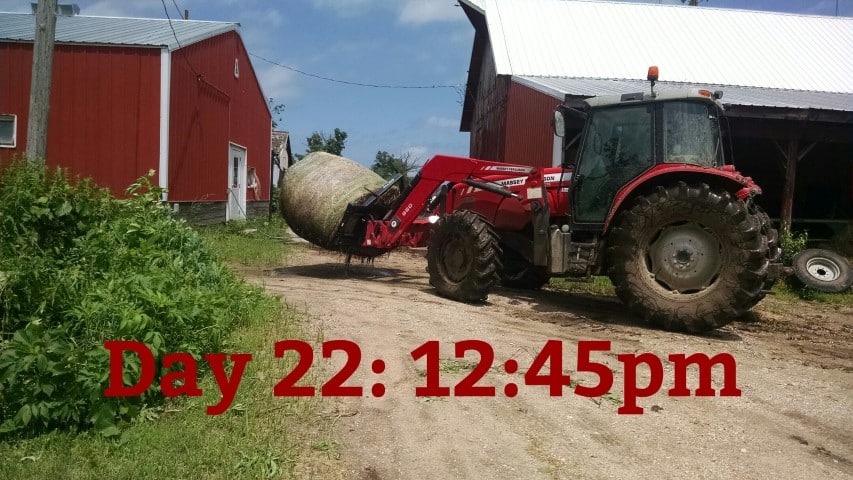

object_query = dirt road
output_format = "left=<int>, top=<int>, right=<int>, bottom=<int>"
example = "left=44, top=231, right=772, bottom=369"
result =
left=250, top=246, right=853, bottom=480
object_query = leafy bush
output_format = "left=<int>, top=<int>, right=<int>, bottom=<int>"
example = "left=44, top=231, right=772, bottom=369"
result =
left=780, top=226, right=808, bottom=265
left=0, top=162, right=265, bottom=437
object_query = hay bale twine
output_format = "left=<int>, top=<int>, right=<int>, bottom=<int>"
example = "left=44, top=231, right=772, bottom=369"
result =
left=280, top=152, right=389, bottom=250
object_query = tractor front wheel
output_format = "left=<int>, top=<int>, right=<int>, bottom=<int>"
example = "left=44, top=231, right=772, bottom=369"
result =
left=607, top=182, right=770, bottom=332
left=427, top=210, right=501, bottom=302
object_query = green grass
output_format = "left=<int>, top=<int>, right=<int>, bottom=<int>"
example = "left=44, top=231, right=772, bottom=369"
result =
left=548, top=276, right=616, bottom=296
left=439, top=359, right=480, bottom=375
left=0, top=218, right=332, bottom=479
left=771, top=277, right=853, bottom=306
left=550, top=274, right=852, bottom=306
left=198, top=217, right=294, bottom=268
left=0, top=297, right=328, bottom=479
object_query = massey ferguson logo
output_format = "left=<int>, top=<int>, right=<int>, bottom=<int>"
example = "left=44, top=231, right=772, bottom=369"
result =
left=496, top=177, right=527, bottom=187
left=486, top=165, right=534, bottom=174
left=544, top=172, right=573, bottom=184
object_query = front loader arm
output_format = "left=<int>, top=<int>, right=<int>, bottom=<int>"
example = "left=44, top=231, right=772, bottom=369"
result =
left=352, top=155, right=544, bottom=250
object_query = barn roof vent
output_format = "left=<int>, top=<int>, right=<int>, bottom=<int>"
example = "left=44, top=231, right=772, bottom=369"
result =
left=30, top=3, right=80, bottom=16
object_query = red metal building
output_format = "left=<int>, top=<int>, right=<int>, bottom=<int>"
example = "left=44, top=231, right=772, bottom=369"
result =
left=0, top=11, right=271, bottom=222
left=459, top=0, right=853, bottom=238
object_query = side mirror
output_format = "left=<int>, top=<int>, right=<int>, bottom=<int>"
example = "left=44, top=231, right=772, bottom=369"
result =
left=553, top=104, right=588, bottom=137
left=553, top=109, right=566, bottom=137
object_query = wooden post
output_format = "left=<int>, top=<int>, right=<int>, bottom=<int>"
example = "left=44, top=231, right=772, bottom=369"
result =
left=779, top=138, right=799, bottom=232
left=25, top=0, right=58, bottom=163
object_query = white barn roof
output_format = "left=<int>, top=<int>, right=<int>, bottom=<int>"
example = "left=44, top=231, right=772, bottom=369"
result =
left=516, top=76, right=853, bottom=112
left=0, top=12, right=238, bottom=52
left=462, top=0, right=853, bottom=109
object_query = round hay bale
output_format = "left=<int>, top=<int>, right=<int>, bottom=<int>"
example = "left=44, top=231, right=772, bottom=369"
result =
left=279, top=152, right=389, bottom=250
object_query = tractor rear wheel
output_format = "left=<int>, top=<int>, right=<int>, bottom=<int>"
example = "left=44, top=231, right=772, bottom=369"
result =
left=743, top=208, right=782, bottom=308
left=427, top=210, right=501, bottom=302
left=606, top=182, right=769, bottom=332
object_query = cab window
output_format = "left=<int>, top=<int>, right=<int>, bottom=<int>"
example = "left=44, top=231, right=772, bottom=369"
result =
left=662, top=102, right=721, bottom=167
left=574, top=104, right=654, bottom=223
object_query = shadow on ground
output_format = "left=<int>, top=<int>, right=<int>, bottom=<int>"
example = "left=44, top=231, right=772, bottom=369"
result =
left=497, top=285, right=744, bottom=341
left=270, top=262, right=424, bottom=286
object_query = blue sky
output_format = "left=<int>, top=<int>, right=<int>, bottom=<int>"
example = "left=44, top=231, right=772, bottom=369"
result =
left=1, top=0, right=851, bottom=167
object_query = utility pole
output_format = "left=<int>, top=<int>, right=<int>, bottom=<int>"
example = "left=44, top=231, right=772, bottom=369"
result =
left=25, top=0, right=58, bottom=163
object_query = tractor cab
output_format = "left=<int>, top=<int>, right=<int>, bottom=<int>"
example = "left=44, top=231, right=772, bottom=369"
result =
left=554, top=67, right=729, bottom=228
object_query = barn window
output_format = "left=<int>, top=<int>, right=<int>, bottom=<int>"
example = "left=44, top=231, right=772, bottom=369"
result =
left=0, top=114, right=15, bottom=148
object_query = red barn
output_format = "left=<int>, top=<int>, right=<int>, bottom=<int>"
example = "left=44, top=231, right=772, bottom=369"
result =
left=459, top=0, right=853, bottom=239
left=0, top=10, right=271, bottom=223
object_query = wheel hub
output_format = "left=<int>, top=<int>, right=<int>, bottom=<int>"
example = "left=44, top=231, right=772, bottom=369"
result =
left=441, top=236, right=471, bottom=283
left=647, top=223, right=722, bottom=294
left=806, top=258, right=840, bottom=282
left=673, top=249, right=694, bottom=268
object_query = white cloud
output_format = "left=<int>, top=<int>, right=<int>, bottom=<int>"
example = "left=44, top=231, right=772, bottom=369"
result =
left=0, top=1, right=29, bottom=13
left=399, top=0, right=464, bottom=25
left=77, top=1, right=163, bottom=18
left=310, top=0, right=386, bottom=17
left=403, top=145, right=429, bottom=161
left=308, top=0, right=464, bottom=23
left=425, top=116, right=458, bottom=129
left=253, top=8, right=285, bottom=28
left=257, top=64, right=300, bottom=103
left=800, top=0, right=845, bottom=15
left=305, top=39, right=381, bottom=65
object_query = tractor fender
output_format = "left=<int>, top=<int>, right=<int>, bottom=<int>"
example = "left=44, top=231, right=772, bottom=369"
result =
left=603, top=165, right=760, bottom=231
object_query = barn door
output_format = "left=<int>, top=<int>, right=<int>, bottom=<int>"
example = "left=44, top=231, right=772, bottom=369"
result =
left=227, top=144, right=247, bottom=221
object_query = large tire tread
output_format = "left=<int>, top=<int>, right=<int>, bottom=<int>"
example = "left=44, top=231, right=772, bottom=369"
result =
left=742, top=208, right=781, bottom=308
left=427, top=210, right=501, bottom=302
left=607, top=182, right=770, bottom=332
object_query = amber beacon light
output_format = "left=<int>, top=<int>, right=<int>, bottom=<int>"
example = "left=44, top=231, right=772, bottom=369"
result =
left=647, top=65, right=659, bottom=97
left=647, top=65, right=659, bottom=82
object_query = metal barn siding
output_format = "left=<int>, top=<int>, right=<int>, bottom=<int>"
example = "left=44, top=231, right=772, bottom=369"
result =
left=167, top=31, right=271, bottom=202
left=50, top=45, right=162, bottom=194
left=503, top=81, right=562, bottom=168
left=468, top=46, right=509, bottom=163
left=0, top=43, right=161, bottom=194
left=0, top=43, right=32, bottom=167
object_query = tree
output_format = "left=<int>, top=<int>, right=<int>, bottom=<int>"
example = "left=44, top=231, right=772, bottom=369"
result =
left=268, top=98, right=285, bottom=130
left=370, top=151, right=419, bottom=188
left=293, top=128, right=348, bottom=161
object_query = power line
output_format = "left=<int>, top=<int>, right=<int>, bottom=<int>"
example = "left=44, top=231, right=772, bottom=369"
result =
left=160, top=0, right=197, bottom=75
left=249, top=53, right=462, bottom=90
left=160, top=2, right=462, bottom=92
left=170, top=0, right=183, bottom=20
left=160, top=0, right=230, bottom=100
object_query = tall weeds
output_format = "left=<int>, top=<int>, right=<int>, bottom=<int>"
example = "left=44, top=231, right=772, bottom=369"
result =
left=0, top=162, right=265, bottom=436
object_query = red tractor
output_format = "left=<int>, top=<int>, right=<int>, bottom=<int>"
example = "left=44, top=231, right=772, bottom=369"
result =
left=332, top=68, right=782, bottom=332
